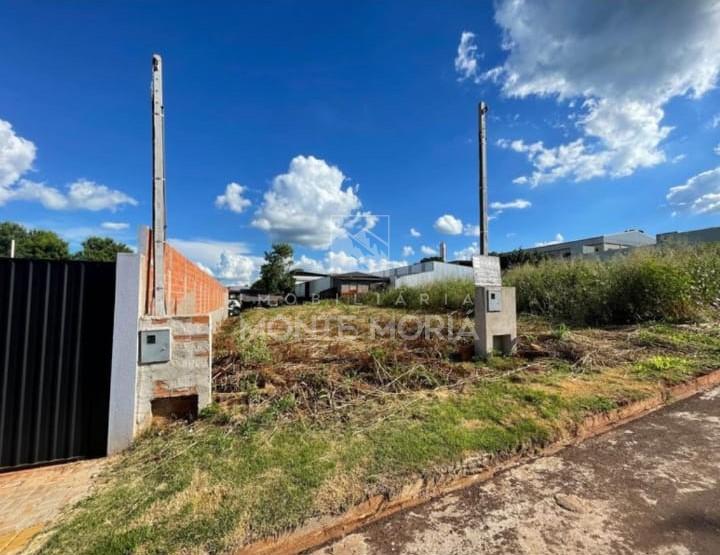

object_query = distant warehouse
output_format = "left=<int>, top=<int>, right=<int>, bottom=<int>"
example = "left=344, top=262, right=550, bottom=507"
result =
left=504, top=229, right=656, bottom=261
left=500, top=225, right=720, bottom=262
left=657, top=226, right=720, bottom=246
left=372, top=259, right=473, bottom=287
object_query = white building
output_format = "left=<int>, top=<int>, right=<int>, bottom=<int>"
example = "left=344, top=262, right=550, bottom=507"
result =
left=507, top=230, right=656, bottom=260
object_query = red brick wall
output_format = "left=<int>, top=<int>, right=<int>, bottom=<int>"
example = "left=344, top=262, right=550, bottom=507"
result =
left=142, top=229, right=227, bottom=316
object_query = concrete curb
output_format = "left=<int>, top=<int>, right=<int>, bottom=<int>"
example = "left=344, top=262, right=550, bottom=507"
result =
left=234, top=369, right=720, bottom=555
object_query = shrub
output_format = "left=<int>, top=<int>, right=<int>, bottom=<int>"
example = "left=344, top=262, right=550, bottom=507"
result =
left=504, top=244, right=720, bottom=325
left=678, top=243, right=720, bottom=307
left=233, top=334, right=273, bottom=365
left=504, top=258, right=611, bottom=324
left=606, top=252, right=694, bottom=323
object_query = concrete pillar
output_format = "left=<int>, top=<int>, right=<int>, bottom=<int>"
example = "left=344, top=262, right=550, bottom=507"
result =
left=474, top=286, right=517, bottom=357
left=107, top=253, right=142, bottom=454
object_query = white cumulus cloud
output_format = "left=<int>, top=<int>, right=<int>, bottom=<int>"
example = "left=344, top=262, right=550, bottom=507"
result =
left=667, top=167, right=720, bottom=215
left=0, top=118, right=137, bottom=212
left=101, top=221, right=129, bottom=231
left=4, top=178, right=137, bottom=211
left=490, top=198, right=532, bottom=210
left=215, top=182, right=251, bottom=213
left=478, top=0, right=720, bottom=185
left=169, top=237, right=261, bottom=286
left=409, top=227, right=421, bottom=238
left=454, top=242, right=479, bottom=260
left=454, top=31, right=481, bottom=82
left=463, top=224, right=480, bottom=237
left=402, top=245, right=415, bottom=257
left=420, top=245, right=438, bottom=256
left=215, top=252, right=263, bottom=285
left=0, top=119, right=35, bottom=187
left=252, top=155, right=361, bottom=249
left=65, top=179, right=137, bottom=211
left=535, top=233, right=565, bottom=247
left=294, top=251, right=406, bottom=275
left=433, top=214, right=463, bottom=235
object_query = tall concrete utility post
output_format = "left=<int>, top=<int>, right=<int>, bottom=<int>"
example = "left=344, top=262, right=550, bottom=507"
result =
left=472, top=100, right=517, bottom=357
left=151, top=54, right=167, bottom=316
left=478, top=101, right=489, bottom=256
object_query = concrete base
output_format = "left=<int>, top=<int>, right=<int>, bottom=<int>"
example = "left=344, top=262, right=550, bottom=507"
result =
left=135, top=315, right=213, bottom=431
left=474, top=286, right=517, bottom=357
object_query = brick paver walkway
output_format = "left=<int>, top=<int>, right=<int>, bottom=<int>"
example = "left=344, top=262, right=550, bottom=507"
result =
left=0, top=459, right=105, bottom=554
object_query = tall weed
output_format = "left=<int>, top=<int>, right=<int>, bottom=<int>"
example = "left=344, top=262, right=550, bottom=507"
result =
left=505, top=244, right=720, bottom=325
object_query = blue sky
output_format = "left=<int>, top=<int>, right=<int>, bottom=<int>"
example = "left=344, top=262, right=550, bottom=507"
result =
left=1, top=1, right=719, bottom=284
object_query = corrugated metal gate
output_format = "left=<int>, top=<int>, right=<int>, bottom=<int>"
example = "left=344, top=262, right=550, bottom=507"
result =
left=0, top=258, right=116, bottom=471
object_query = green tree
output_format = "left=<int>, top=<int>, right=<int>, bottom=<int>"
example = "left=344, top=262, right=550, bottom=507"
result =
left=18, top=229, right=70, bottom=260
left=0, top=221, right=29, bottom=257
left=252, top=243, right=295, bottom=293
left=420, top=255, right=443, bottom=263
left=498, top=248, right=548, bottom=270
left=74, top=236, right=132, bottom=262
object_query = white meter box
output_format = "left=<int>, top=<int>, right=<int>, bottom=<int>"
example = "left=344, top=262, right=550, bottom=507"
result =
left=486, top=287, right=502, bottom=312
left=139, top=329, right=171, bottom=364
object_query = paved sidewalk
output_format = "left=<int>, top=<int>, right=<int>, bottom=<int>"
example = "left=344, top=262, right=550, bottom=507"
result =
left=316, top=385, right=720, bottom=555
left=0, top=459, right=104, bottom=554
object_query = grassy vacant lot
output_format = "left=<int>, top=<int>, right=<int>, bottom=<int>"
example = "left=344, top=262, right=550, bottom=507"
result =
left=40, top=301, right=720, bottom=554
left=367, top=244, right=720, bottom=325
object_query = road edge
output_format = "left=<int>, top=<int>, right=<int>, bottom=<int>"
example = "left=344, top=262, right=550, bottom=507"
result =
left=234, top=369, right=720, bottom=555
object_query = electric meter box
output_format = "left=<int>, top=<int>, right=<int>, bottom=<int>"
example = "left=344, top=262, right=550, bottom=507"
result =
left=486, top=287, right=502, bottom=312
left=139, top=329, right=171, bottom=364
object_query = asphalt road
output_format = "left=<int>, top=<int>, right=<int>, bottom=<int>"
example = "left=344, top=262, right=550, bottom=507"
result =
left=314, top=386, right=720, bottom=555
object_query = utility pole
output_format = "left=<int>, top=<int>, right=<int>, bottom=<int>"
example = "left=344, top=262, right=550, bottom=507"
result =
left=151, top=54, right=167, bottom=316
left=478, top=101, right=489, bottom=256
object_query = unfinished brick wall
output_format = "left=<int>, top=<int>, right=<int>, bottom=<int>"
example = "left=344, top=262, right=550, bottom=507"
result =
left=126, top=228, right=229, bottom=436
left=140, top=228, right=227, bottom=317
left=164, top=244, right=227, bottom=315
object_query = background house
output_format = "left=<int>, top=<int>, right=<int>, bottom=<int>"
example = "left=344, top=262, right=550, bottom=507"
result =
left=293, top=271, right=388, bottom=299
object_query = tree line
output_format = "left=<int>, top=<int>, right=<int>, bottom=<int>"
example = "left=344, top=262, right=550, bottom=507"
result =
left=0, top=221, right=132, bottom=262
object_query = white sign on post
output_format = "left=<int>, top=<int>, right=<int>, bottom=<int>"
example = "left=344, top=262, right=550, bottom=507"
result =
left=472, top=255, right=502, bottom=286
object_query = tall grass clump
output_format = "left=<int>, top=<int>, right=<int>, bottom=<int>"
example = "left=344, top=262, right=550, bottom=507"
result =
left=362, top=278, right=475, bottom=311
left=504, top=244, right=720, bottom=325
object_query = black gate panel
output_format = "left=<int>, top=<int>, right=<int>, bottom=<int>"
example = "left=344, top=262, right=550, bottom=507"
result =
left=0, top=258, right=116, bottom=470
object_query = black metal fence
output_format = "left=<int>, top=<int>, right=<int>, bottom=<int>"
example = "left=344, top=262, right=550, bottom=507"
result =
left=0, top=258, right=116, bottom=471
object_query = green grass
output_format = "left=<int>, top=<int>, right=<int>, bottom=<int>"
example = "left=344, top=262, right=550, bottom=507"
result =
left=632, top=324, right=720, bottom=353
left=632, top=355, right=696, bottom=384
left=504, top=243, right=720, bottom=325
left=40, top=352, right=715, bottom=555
